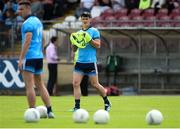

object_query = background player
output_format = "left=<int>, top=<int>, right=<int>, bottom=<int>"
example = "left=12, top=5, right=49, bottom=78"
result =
left=17, top=0, right=55, bottom=118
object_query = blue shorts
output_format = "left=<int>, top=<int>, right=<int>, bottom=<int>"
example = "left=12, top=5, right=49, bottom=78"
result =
left=23, top=59, right=43, bottom=75
left=74, top=62, right=98, bottom=76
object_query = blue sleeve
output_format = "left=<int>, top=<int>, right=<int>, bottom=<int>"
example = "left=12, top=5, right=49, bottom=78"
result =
left=93, top=29, right=100, bottom=40
left=24, top=22, right=33, bottom=33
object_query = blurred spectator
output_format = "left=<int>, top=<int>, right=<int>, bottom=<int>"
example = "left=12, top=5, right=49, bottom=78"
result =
left=151, top=0, right=166, bottom=8
left=31, top=0, right=44, bottom=20
left=46, top=36, right=60, bottom=96
left=75, top=0, right=95, bottom=18
left=4, top=8, right=16, bottom=27
left=151, top=0, right=166, bottom=15
left=53, top=0, right=65, bottom=18
left=166, top=0, right=179, bottom=15
left=96, top=0, right=112, bottom=7
left=91, top=0, right=112, bottom=18
left=43, top=0, right=53, bottom=20
left=125, top=0, right=140, bottom=14
left=0, top=0, right=4, bottom=11
left=139, top=0, right=151, bottom=10
left=111, top=0, right=125, bottom=11
left=2, top=0, right=18, bottom=14
left=0, top=19, right=10, bottom=48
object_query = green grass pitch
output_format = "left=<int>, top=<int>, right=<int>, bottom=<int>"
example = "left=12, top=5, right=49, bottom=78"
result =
left=0, top=95, right=180, bottom=128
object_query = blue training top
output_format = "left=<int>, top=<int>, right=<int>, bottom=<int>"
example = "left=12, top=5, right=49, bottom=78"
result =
left=77, top=27, right=100, bottom=63
left=21, top=15, right=43, bottom=59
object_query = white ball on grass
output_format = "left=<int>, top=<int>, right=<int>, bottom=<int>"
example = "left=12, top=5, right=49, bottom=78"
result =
left=93, top=109, right=110, bottom=124
left=146, top=109, right=163, bottom=125
left=36, top=105, right=48, bottom=118
left=72, top=108, right=89, bottom=123
left=24, top=108, right=40, bottom=122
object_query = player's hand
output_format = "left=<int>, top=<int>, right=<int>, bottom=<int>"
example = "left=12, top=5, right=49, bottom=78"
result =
left=18, top=59, right=23, bottom=73
left=83, top=31, right=92, bottom=43
left=70, top=32, right=92, bottom=48
left=70, top=32, right=87, bottom=48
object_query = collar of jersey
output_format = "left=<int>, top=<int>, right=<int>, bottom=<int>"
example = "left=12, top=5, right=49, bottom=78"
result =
left=25, top=15, right=34, bottom=20
left=82, top=25, right=92, bottom=31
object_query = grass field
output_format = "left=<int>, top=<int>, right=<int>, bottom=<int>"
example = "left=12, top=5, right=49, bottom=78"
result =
left=0, top=95, right=180, bottom=128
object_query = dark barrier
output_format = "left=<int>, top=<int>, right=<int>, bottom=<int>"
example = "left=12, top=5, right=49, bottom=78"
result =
left=0, top=59, right=25, bottom=89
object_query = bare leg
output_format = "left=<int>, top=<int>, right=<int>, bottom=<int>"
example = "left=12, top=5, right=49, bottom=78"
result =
left=34, top=74, right=55, bottom=118
left=34, top=74, right=51, bottom=107
left=72, top=72, right=83, bottom=100
left=90, top=75, right=111, bottom=111
left=72, top=72, right=84, bottom=110
left=22, top=71, right=36, bottom=108
left=89, top=75, right=106, bottom=97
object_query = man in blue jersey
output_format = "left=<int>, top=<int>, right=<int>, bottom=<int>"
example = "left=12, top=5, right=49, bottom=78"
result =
left=17, top=0, right=55, bottom=118
left=71, top=12, right=111, bottom=112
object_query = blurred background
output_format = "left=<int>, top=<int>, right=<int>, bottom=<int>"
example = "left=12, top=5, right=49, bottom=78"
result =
left=1, top=0, right=180, bottom=96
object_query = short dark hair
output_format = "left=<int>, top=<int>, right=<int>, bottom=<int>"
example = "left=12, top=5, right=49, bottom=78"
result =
left=51, top=36, right=58, bottom=43
left=81, top=12, right=91, bottom=18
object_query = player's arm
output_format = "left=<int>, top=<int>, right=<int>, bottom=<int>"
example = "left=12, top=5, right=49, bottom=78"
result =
left=18, top=32, right=32, bottom=71
left=90, top=39, right=101, bottom=48
left=19, top=32, right=32, bottom=60
left=89, top=29, right=101, bottom=48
